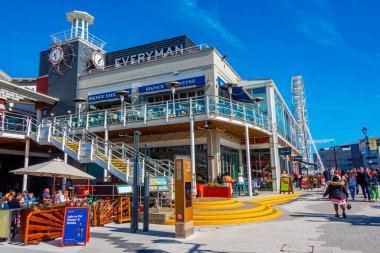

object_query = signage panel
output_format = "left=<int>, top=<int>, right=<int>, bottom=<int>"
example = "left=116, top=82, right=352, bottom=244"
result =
left=278, top=147, right=292, bottom=156
left=116, top=185, right=133, bottom=194
left=138, top=76, right=205, bottom=94
left=61, top=207, right=90, bottom=247
left=149, top=177, right=169, bottom=192
left=293, top=156, right=303, bottom=162
left=88, top=88, right=132, bottom=103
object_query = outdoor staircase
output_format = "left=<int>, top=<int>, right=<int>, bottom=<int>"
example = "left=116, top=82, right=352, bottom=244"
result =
left=165, top=194, right=301, bottom=226
left=26, top=118, right=174, bottom=184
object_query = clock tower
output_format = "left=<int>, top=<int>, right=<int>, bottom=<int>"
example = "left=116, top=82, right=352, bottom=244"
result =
left=37, top=10, right=106, bottom=116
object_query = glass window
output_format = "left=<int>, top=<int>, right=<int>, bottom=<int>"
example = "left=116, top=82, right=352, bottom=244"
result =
left=148, top=97, right=154, bottom=103
left=156, top=96, right=162, bottom=102
left=163, top=95, right=170, bottom=101
left=180, top=93, right=187, bottom=99
left=188, top=91, right=196, bottom=98
left=197, top=90, right=204, bottom=97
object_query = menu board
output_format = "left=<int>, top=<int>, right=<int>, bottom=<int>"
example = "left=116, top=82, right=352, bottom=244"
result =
left=61, top=207, right=90, bottom=247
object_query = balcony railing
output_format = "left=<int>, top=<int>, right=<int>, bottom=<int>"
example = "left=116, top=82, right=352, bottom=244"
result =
left=43, top=96, right=272, bottom=132
left=0, top=112, right=28, bottom=135
left=50, top=30, right=106, bottom=49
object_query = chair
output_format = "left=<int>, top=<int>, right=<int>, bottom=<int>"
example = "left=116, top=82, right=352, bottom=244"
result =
left=235, top=182, right=247, bottom=196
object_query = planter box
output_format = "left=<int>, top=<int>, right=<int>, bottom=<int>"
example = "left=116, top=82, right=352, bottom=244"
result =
left=203, top=187, right=231, bottom=198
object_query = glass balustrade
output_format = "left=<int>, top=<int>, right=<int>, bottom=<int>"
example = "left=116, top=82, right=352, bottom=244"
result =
left=43, top=96, right=272, bottom=132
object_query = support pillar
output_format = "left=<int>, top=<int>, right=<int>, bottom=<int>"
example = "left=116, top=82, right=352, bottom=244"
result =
left=207, top=129, right=221, bottom=182
left=238, top=149, right=243, bottom=174
left=190, top=117, right=196, bottom=195
left=22, top=138, right=30, bottom=191
left=36, top=109, right=42, bottom=123
left=104, top=127, right=109, bottom=182
left=245, top=125, right=252, bottom=197
left=62, top=153, right=68, bottom=191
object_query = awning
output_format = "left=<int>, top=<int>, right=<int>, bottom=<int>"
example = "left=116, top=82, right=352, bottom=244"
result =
left=0, top=78, right=59, bottom=105
left=217, top=76, right=253, bottom=103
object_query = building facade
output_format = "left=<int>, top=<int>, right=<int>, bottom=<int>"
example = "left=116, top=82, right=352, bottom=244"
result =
left=1, top=10, right=306, bottom=194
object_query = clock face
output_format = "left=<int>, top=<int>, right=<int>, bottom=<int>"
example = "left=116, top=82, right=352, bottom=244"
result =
left=92, top=52, right=104, bottom=68
left=49, top=47, right=64, bottom=65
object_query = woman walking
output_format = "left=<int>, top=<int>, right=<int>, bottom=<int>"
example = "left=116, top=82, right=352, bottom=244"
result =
left=323, top=176, right=349, bottom=218
left=347, top=171, right=357, bottom=201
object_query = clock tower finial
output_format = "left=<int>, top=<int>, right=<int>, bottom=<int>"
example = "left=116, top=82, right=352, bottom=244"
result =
left=50, top=10, right=106, bottom=50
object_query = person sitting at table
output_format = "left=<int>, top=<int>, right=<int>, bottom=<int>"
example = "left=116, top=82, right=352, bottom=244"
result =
left=39, top=188, right=51, bottom=204
left=54, top=190, right=66, bottom=204
left=83, top=190, right=93, bottom=204
left=7, top=190, right=20, bottom=209
left=223, top=172, right=234, bottom=195
left=63, top=190, right=70, bottom=202
left=28, top=193, right=36, bottom=203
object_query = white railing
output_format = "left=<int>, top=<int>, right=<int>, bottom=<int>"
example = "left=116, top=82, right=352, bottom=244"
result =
left=50, top=30, right=107, bottom=49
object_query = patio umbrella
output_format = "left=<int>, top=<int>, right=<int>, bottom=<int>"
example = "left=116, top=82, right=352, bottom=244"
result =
left=10, top=158, right=95, bottom=192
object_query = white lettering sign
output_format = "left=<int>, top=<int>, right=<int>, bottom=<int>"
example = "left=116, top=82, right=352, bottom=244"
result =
left=114, top=44, right=184, bottom=67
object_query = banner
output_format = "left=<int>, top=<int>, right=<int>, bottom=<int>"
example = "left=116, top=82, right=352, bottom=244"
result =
left=61, top=207, right=90, bottom=247
left=370, top=138, right=378, bottom=151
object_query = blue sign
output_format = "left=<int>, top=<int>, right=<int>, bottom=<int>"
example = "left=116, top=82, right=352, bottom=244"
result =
left=88, top=88, right=132, bottom=103
left=138, top=76, right=205, bottom=94
left=62, top=207, right=90, bottom=246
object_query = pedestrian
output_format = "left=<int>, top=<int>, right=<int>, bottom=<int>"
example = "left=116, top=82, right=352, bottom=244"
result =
left=323, top=176, right=349, bottom=218
left=215, top=173, right=223, bottom=185
left=356, top=167, right=371, bottom=201
left=7, top=190, right=20, bottom=209
left=369, top=171, right=379, bottom=202
left=347, top=171, right=357, bottom=201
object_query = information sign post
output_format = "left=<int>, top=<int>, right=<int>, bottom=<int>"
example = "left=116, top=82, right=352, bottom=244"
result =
left=174, top=158, right=193, bottom=238
left=61, top=207, right=90, bottom=247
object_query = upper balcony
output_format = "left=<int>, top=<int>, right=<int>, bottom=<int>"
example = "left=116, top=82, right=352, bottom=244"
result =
left=43, top=96, right=272, bottom=135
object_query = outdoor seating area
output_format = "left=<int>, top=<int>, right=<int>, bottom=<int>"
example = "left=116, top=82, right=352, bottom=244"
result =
left=43, top=96, right=271, bottom=131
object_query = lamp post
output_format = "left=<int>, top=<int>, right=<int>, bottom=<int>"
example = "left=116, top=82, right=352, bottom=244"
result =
left=330, top=145, right=338, bottom=170
left=222, top=83, right=237, bottom=114
left=73, top=97, right=86, bottom=118
left=362, top=126, right=372, bottom=169
left=115, top=90, right=129, bottom=123
left=252, top=97, right=264, bottom=112
left=165, top=81, right=180, bottom=115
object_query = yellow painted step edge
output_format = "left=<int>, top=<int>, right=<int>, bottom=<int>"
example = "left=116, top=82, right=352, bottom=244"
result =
left=193, top=198, right=236, bottom=205
left=195, top=203, right=266, bottom=215
left=165, top=208, right=281, bottom=226
left=194, top=201, right=242, bottom=209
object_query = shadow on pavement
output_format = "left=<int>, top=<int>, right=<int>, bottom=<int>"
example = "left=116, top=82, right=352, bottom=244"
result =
left=290, top=212, right=380, bottom=226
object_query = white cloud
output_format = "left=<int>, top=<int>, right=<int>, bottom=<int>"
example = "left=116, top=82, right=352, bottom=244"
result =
left=170, top=0, right=249, bottom=52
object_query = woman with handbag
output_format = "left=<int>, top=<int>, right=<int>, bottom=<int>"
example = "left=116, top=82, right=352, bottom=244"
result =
left=323, top=176, right=349, bottom=218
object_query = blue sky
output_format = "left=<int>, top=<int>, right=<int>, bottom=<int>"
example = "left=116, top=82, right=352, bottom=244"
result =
left=0, top=0, right=379, bottom=146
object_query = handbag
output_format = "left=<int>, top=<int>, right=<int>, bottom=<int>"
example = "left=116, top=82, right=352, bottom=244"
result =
left=346, top=199, right=352, bottom=210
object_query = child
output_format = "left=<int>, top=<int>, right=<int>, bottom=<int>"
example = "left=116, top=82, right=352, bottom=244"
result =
left=323, top=176, right=349, bottom=218
left=369, top=172, right=379, bottom=202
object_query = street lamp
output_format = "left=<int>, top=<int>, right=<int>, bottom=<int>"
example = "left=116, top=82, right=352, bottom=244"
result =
left=115, top=90, right=129, bottom=108
left=330, top=145, right=339, bottom=170
left=252, top=97, right=264, bottom=112
left=362, top=126, right=372, bottom=169
left=165, top=81, right=181, bottom=114
left=222, top=83, right=237, bottom=113
left=73, top=98, right=86, bottom=118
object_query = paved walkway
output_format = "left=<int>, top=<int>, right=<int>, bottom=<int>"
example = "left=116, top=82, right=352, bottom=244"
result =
left=1, top=189, right=379, bottom=253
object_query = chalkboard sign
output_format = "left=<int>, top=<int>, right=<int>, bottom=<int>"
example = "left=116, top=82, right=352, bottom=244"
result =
left=280, top=177, right=294, bottom=194
left=61, top=207, right=90, bottom=247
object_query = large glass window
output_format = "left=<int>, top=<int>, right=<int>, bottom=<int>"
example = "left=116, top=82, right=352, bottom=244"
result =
left=246, top=87, right=268, bottom=114
left=148, top=145, right=208, bottom=180
left=221, top=146, right=239, bottom=179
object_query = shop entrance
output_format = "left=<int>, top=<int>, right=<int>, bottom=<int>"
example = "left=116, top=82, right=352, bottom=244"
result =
left=220, top=146, right=239, bottom=180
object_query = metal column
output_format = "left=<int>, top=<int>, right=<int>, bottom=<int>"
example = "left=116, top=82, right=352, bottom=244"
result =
left=131, top=131, right=140, bottom=233
left=104, top=127, right=109, bottom=182
left=190, top=117, right=196, bottom=195
left=62, top=153, right=68, bottom=191
left=22, top=138, right=30, bottom=191
left=245, top=125, right=252, bottom=197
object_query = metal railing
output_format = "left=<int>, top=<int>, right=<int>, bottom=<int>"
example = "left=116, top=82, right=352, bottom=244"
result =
left=87, top=44, right=209, bottom=75
left=50, top=29, right=107, bottom=49
left=0, top=112, right=28, bottom=135
left=43, top=95, right=272, bottom=133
